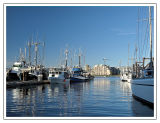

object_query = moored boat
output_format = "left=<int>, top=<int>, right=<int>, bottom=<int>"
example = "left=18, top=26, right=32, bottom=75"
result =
left=70, top=67, right=89, bottom=82
left=48, top=70, right=70, bottom=84
left=7, top=61, right=27, bottom=81
left=131, top=62, right=154, bottom=107
left=131, top=6, right=154, bottom=108
left=120, top=70, right=132, bottom=82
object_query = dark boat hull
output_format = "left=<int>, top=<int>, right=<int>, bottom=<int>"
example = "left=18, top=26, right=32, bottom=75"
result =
left=70, top=77, right=89, bottom=82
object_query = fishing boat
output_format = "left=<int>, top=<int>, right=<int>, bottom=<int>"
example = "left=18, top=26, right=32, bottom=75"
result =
left=48, top=69, right=70, bottom=84
left=70, top=67, right=89, bottom=82
left=131, top=6, right=154, bottom=107
left=70, top=76, right=89, bottom=82
left=6, top=61, right=26, bottom=81
left=7, top=40, right=47, bottom=81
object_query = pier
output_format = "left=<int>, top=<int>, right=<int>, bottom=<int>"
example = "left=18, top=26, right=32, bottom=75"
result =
left=7, top=80, right=50, bottom=88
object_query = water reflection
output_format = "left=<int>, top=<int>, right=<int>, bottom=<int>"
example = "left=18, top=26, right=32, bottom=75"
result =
left=119, top=81, right=132, bottom=99
left=132, top=97, right=154, bottom=117
left=93, top=77, right=111, bottom=91
left=6, top=77, right=154, bottom=117
left=50, top=83, right=70, bottom=97
left=7, top=85, right=47, bottom=116
left=48, top=83, right=71, bottom=116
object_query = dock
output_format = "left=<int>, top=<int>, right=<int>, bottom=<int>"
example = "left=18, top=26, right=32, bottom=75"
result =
left=7, top=80, right=50, bottom=88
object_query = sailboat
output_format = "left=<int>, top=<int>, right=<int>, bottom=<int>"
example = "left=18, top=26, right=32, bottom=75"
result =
left=131, top=6, right=154, bottom=107
left=120, top=44, right=132, bottom=82
left=120, top=67, right=132, bottom=82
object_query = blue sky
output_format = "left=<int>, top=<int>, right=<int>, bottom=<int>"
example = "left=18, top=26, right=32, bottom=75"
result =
left=6, top=6, right=154, bottom=68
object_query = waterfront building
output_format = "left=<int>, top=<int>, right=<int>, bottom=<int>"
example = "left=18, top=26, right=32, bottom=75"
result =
left=91, top=64, right=111, bottom=76
left=84, top=64, right=91, bottom=72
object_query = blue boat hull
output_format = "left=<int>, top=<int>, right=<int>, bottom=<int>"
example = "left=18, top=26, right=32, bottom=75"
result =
left=70, top=77, right=89, bottom=82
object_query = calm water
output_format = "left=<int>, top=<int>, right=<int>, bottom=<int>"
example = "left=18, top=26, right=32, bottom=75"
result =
left=6, top=77, right=153, bottom=117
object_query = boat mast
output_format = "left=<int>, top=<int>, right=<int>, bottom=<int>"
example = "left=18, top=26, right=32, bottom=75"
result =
left=28, top=40, right=32, bottom=66
left=19, top=48, right=24, bottom=62
left=42, top=42, right=45, bottom=66
left=128, top=43, right=130, bottom=70
left=79, top=54, right=81, bottom=68
left=25, top=48, right=26, bottom=61
left=149, top=6, right=153, bottom=67
left=65, top=49, right=69, bottom=69
left=78, top=48, right=81, bottom=68
left=19, top=48, right=22, bottom=61
left=32, top=42, right=40, bottom=66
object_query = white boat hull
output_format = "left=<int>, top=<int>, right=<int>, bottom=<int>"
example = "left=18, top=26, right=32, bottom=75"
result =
left=131, top=78, right=154, bottom=105
left=49, top=77, right=70, bottom=84
left=120, top=73, right=132, bottom=82
left=121, top=76, right=131, bottom=82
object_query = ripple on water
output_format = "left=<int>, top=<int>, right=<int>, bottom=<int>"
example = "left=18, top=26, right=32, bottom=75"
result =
left=6, top=77, right=153, bottom=117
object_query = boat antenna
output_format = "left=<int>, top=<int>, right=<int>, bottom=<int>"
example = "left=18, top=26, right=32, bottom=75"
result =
left=32, top=41, right=41, bottom=66
left=28, top=41, right=32, bottom=66
left=103, top=58, right=108, bottom=65
left=128, top=43, right=130, bottom=69
left=19, top=48, right=22, bottom=61
left=78, top=48, right=82, bottom=68
left=25, top=47, right=26, bottom=61
left=42, top=41, right=45, bottom=66
left=149, top=6, right=153, bottom=67
left=65, top=48, right=69, bottom=69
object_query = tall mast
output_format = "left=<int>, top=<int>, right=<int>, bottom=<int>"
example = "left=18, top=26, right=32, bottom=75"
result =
left=78, top=48, right=82, bottom=68
left=70, top=58, right=73, bottom=68
left=59, top=49, right=62, bottom=67
left=128, top=43, right=130, bottom=68
left=65, top=49, right=69, bottom=68
left=19, top=48, right=22, bottom=61
left=149, top=6, right=152, bottom=65
left=73, top=49, right=76, bottom=67
left=83, top=55, right=85, bottom=67
left=35, top=43, right=38, bottom=66
left=79, top=54, right=81, bottom=67
left=25, top=47, right=26, bottom=61
left=28, top=41, right=31, bottom=66
left=42, top=42, right=45, bottom=66
left=32, top=42, right=40, bottom=66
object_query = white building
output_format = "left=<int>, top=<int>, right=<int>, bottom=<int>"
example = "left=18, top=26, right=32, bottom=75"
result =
left=84, top=64, right=91, bottom=72
left=91, top=64, right=111, bottom=76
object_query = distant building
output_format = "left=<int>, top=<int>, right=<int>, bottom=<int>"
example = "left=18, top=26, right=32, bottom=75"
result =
left=84, top=64, right=91, bottom=72
left=110, top=67, right=120, bottom=75
left=91, top=64, right=111, bottom=76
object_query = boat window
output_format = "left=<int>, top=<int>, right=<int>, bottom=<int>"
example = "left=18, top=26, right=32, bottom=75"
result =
left=74, top=71, right=80, bottom=74
left=13, top=64, right=22, bottom=67
left=147, top=71, right=153, bottom=76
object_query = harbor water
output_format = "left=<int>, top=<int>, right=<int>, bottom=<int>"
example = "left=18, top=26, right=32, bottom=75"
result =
left=6, top=77, right=153, bottom=117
